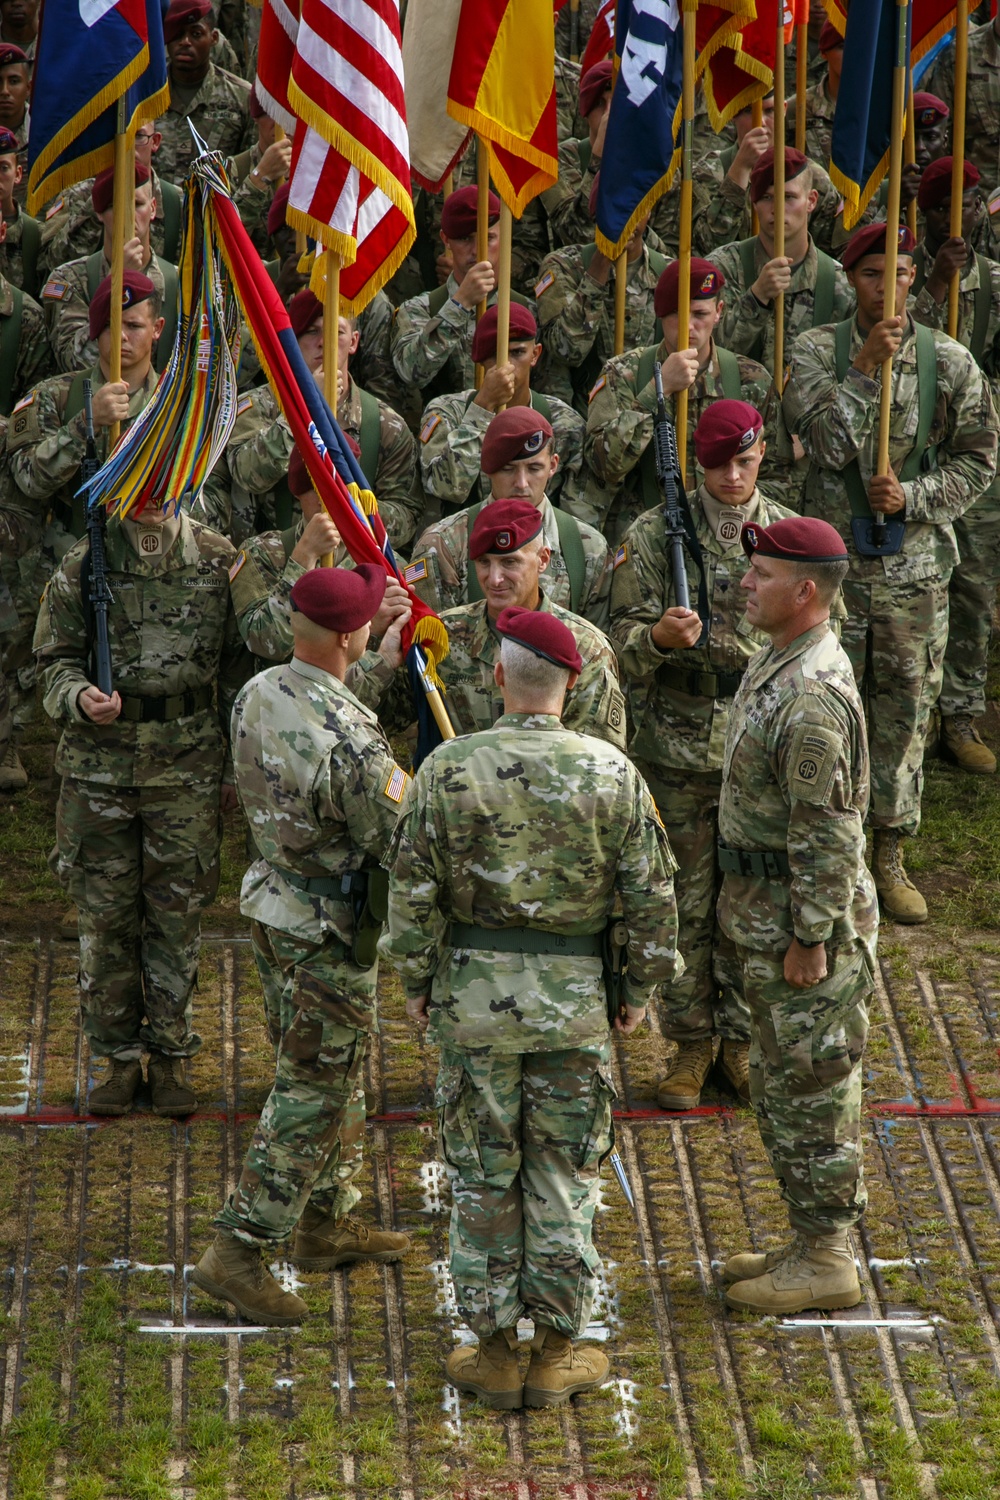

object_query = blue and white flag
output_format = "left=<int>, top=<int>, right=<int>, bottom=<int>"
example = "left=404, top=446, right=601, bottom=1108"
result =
left=830, top=0, right=912, bottom=231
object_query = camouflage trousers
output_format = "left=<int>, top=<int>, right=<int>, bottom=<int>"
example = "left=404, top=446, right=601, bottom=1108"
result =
left=636, top=762, right=749, bottom=1044
left=0, top=504, right=47, bottom=734
left=437, top=1040, right=615, bottom=1340
left=939, top=493, right=1000, bottom=719
left=0, top=661, right=9, bottom=761
left=51, top=777, right=218, bottom=1059
left=737, top=939, right=873, bottom=1236
left=840, top=575, right=949, bottom=834
left=216, top=921, right=374, bottom=1247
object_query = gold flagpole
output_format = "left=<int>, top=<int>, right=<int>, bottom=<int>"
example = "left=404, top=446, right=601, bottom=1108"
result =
left=109, top=98, right=131, bottom=448
left=676, top=0, right=697, bottom=487
left=795, top=19, right=807, bottom=152
left=495, top=202, right=513, bottom=411
left=876, top=0, right=910, bottom=482
left=773, top=9, right=786, bottom=390
left=474, top=137, right=490, bottom=390
left=569, top=0, right=581, bottom=62
left=948, top=0, right=969, bottom=338
left=320, top=249, right=340, bottom=568
left=614, top=252, right=628, bottom=356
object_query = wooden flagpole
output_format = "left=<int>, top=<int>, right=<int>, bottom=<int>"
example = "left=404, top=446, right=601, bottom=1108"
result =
left=772, top=6, right=786, bottom=390
left=495, top=203, right=513, bottom=411
left=948, top=0, right=970, bottom=338
left=320, top=249, right=340, bottom=567
left=795, top=18, right=807, bottom=152
left=876, top=0, right=910, bottom=484
left=614, top=252, right=627, bottom=355
left=474, top=136, right=490, bottom=390
left=569, top=0, right=581, bottom=62
left=676, top=0, right=696, bottom=486
left=109, top=98, right=131, bottom=448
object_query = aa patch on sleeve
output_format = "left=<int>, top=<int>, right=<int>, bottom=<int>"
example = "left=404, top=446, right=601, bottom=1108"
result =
left=383, top=765, right=409, bottom=803
left=534, top=269, right=556, bottom=297
left=228, top=551, right=247, bottom=582
left=404, top=557, right=428, bottom=584
left=42, top=280, right=67, bottom=301
left=588, top=374, right=607, bottom=403
left=787, top=724, right=842, bottom=805
left=419, top=413, right=442, bottom=444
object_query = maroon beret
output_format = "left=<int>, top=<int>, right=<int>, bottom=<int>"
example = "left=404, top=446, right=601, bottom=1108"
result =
left=654, top=258, right=725, bottom=318
left=267, top=181, right=290, bottom=238
left=470, top=303, right=538, bottom=364
left=287, top=446, right=313, bottom=499
left=913, top=91, right=949, bottom=128
left=163, top=0, right=213, bottom=44
left=290, top=562, right=386, bottom=633
left=0, top=128, right=18, bottom=156
left=481, top=406, right=554, bottom=474
left=749, top=147, right=809, bottom=205
left=89, top=270, right=157, bottom=340
left=818, top=20, right=843, bottom=53
left=495, top=605, right=582, bottom=674
left=918, top=155, right=980, bottom=211
left=741, top=516, right=847, bottom=563
left=288, top=287, right=322, bottom=337
left=579, top=60, right=613, bottom=118
left=694, top=400, right=764, bottom=469
left=0, top=44, right=27, bottom=70
left=92, top=161, right=151, bottom=215
left=440, top=185, right=500, bottom=239
left=469, top=498, right=544, bottom=559
left=841, top=221, right=916, bottom=270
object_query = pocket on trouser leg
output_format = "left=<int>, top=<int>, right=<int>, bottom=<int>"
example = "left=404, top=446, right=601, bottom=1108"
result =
left=436, top=1059, right=484, bottom=1178
left=530, top=1242, right=605, bottom=1340
left=807, top=1138, right=866, bottom=1220
left=575, top=1067, right=618, bottom=1181
left=449, top=1243, right=505, bottom=1338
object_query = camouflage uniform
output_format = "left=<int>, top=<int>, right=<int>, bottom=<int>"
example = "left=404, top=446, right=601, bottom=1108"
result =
left=555, top=0, right=602, bottom=62
left=418, top=388, right=585, bottom=516
left=717, top=621, right=879, bottom=1236
left=37, top=168, right=184, bottom=279
left=0, top=470, right=38, bottom=747
left=611, top=484, right=795, bottom=1045
left=214, top=658, right=410, bottom=1246
left=672, top=147, right=841, bottom=261
left=390, top=275, right=536, bottom=405
left=540, top=136, right=600, bottom=252
left=785, top=77, right=837, bottom=167
left=353, top=289, right=413, bottom=419
left=1, top=206, right=44, bottom=298
left=154, top=63, right=256, bottom=186
left=925, top=20, right=1000, bottom=192
left=783, top=316, right=999, bottom=831
left=40, top=249, right=175, bottom=375
left=33, top=514, right=250, bottom=1060
left=712, top=235, right=855, bottom=371
left=406, top=494, right=613, bottom=630
left=422, top=150, right=550, bottom=302
left=554, top=51, right=585, bottom=141
left=381, top=712, right=680, bottom=1337
left=585, top=338, right=781, bottom=543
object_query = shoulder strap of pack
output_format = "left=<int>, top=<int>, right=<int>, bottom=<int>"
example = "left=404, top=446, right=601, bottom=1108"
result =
left=66, top=369, right=87, bottom=421
left=716, top=345, right=742, bottom=399
left=427, top=283, right=450, bottom=320
left=833, top=317, right=853, bottom=381
left=738, top=237, right=758, bottom=287
left=280, top=523, right=299, bottom=560
left=86, top=251, right=103, bottom=299
left=273, top=479, right=295, bottom=530
left=577, top=137, right=591, bottom=175
left=553, top=506, right=586, bottom=614
left=580, top=242, right=597, bottom=272
left=812, top=250, right=837, bottom=327
left=465, top=501, right=485, bottom=602
left=357, top=385, right=381, bottom=487
left=0, top=285, right=23, bottom=417
left=899, top=320, right=939, bottom=483
left=153, top=257, right=179, bottom=374
left=531, top=391, right=552, bottom=424
left=647, top=247, right=667, bottom=277
left=971, top=255, right=993, bottom=366
left=160, top=180, right=182, bottom=263
left=18, top=214, right=40, bottom=295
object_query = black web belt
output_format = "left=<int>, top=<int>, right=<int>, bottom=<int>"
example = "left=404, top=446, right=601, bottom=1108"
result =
left=717, top=844, right=791, bottom=878
left=448, top=922, right=603, bottom=957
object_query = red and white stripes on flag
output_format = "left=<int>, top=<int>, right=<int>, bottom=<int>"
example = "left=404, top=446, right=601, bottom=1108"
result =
left=256, top=0, right=415, bottom=314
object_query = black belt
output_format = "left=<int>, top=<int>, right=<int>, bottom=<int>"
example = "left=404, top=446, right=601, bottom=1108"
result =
left=658, top=662, right=745, bottom=699
left=273, top=867, right=354, bottom=900
left=717, top=844, right=791, bottom=878
left=118, top=685, right=214, bottom=723
left=448, top=922, right=603, bottom=957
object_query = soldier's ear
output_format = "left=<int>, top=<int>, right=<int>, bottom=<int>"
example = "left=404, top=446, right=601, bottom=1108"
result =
left=494, top=660, right=506, bottom=690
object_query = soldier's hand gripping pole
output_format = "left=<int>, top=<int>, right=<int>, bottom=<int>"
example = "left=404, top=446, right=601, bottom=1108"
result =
left=83, top=379, right=114, bottom=698
left=653, top=361, right=691, bottom=612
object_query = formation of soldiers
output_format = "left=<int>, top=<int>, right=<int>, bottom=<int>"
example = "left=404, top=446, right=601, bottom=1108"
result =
left=3, top=0, right=1000, bottom=1410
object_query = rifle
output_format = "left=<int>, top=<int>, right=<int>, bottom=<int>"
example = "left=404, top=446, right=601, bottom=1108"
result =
left=82, top=379, right=114, bottom=697
left=652, top=361, right=693, bottom=612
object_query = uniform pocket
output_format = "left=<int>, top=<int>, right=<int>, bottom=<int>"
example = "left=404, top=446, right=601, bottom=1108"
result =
left=770, top=986, right=869, bottom=1097
left=436, top=1059, right=483, bottom=1177
left=576, top=1066, right=618, bottom=1179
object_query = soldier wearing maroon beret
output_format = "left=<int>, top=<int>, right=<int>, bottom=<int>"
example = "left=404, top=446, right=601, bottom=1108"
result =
left=611, top=398, right=796, bottom=1111
left=540, top=60, right=614, bottom=252
left=783, top=211, right=1000, bottom=923
left=155, top=0, right=255, bottom=188
left=786, top=22, right=842, bottom=167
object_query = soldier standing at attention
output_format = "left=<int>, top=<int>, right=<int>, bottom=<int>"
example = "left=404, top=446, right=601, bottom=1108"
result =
left=381, top=607, right=680, bottom=1409
left=611, top=401, right=795, bottom=1111
left=193, top=566, right=413, bottom=1327
left=155, top=0, right=256, bottom=188
left=718, top=517, right=877, bottom=1316
left=783, top=221, right=998, bottom=924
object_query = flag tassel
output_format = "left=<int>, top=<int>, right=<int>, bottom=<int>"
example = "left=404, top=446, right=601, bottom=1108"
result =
left=948, top=0, right=969, bottom=339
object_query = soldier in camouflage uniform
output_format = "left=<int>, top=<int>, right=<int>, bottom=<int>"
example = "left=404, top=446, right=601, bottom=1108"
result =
left=192, top=565, right=412, bottom=1328
left=909, top=158, right=1000, bottom=773
left=716, top=515, right=877, bottom=1316
left=585, top=258, right=781, bottom=543
left=0, top=460, right=37, bottom=790
left=554, top=51, right=586, bottom=141
left=0, top=126, right=41, bottom=296
left=381, top=605, right=680, bottom=1409
left=155, top=0, right=256, bottom=188
left=0, top=0, right=36, bottom=64
left=407, top=406, right=613, bottom=629
left=540, top=60, right=611, bottom=251
left=783, top=222, right=999, bottom=925
left=611, top=401, right=795, bottom=1111
left=555, top=0, right=602, bottom=61
left=0, top=44, right=28, bottom=205
left=925, top=14, right=1000, bottom=193
left=785, top=19, right=842, bottom=167
left=33, top=276, right=251, bottom=1119
left=419, top=303, right=586, bottom=517
left=41, top=164, right=178, bottom=376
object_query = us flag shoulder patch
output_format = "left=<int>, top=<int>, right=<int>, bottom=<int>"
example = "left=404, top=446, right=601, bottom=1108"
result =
left=42, top=280, right=67, bottom=301
left=236, top=394, right=253, bottom=416
left=989, top=187, right=1000, bottom=217
left=228, top=552, right=247, bottom=581
left=613, top=542, right=628, bottom=569
left=588, top=374, right=606, bottom=402
left=404, top=557, right=428, bottom=584
left=44, top=197, right=64, bottom=220
left=11, top=391, right=35, bottom=413
left=384, top=765, right=408, bottom=803
left=534, top=269, right=556, bottom=297
left=419, top=413, right=441, bottom=444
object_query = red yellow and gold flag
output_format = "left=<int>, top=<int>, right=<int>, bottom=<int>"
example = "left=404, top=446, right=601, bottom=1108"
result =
left=700, top=1, right=794, bottom=129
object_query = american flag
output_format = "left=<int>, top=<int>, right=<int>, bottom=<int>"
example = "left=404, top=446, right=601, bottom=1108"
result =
left=256, top=0, right=415, bottom=314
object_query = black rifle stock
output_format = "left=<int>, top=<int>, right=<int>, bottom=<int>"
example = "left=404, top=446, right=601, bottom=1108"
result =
left=652, top=361, right=692, bottom=611
left=82, top=380, right=114, bottom=697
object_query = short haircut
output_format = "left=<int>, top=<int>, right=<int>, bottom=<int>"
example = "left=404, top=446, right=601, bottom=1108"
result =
left=793, top=556, right=849, bottom=604
left=499, top=637, right=569, bottom=698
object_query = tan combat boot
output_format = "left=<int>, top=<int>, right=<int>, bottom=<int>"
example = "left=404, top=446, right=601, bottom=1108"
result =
left=192, top=1231, right=307, bottom=1326
left=657, top=1037, right=715, bottom=1110
left=56, top=905, right=79, bottom=941
left=88, top=1058, right=143, bottom=1116
left=523, top=1325, right=609, bottom=1407
left=719, top=1039, right=750, bottom=1103
left=722, top=1233, right=803, bottom=1284
left=0, top=743, right=27, bottom=792
left=148, top=1053, right=198, bottom=1116
left=941, top=714, right=997, bottom=774
left=725, top=1231, right=861, bottom=1314
left=445, top=1328, right=522, bottom=1410
left=872, top=829, right=927, bottom=925
left=290, top=1208, right=411, bottom=1271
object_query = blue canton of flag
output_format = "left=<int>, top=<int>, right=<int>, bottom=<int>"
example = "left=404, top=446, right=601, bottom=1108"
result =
left=829, top=0, right=912, bottom=231
left=27, top=0, right=170, bottom=214
left=594, top=0, right=684, bottom=261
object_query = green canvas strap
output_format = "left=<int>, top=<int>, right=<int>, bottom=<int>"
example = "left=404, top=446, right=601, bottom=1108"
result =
left=427, top=282, right=532, bottom=322
left=577, top=137, right=592, bottom=175
left=738, top=237, right=758, bottom=288
left=280, top=522, right=299, bottom=560
left=273, top=479, right=295, bottom=529
left=716, top=345, right=742, bottom=397
left=465, top=499, right=586, bottom=613
left=0, top=285, right=23, bottom=417
left=160, top=180, right=183, bottom=263
left=356, top=385, right=381, bottom=487
left=813, top=249, right=837, bottom=328
left=17, top=213, right=40, bottom=297
left=86, top=251, right=178, bottom=373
